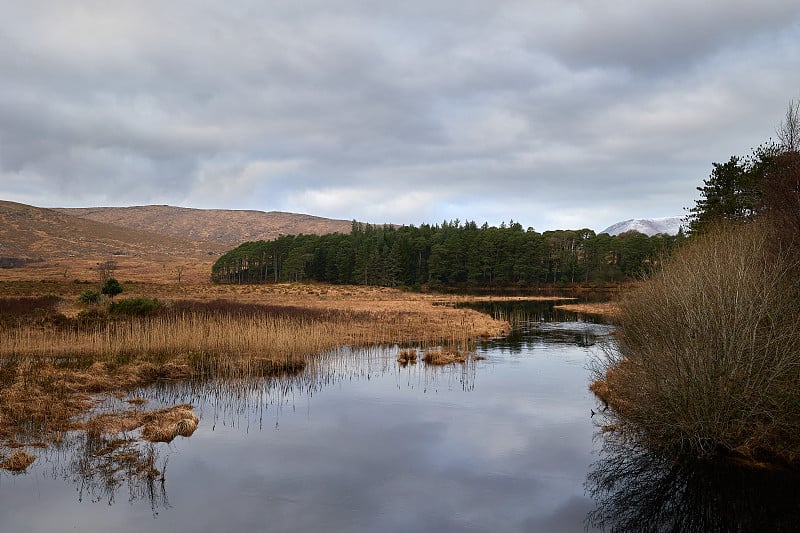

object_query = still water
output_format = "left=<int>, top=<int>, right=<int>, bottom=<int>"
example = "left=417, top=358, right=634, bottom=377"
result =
left=3, top=302, right=796, bottom=532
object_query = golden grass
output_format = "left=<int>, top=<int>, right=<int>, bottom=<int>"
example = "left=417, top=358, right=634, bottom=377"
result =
left=0, top=450, right=36, bottom=472
left=554, top=301, right=620, bottom=318
left=423, top=348, right=466, bottom=365
left=0, top=281, right=513, bottom=466
left=83, top=404, right=199, bottom=443
left=141, top=405, right=199, bottom=443
left=397, top=348, right=418, bottom=364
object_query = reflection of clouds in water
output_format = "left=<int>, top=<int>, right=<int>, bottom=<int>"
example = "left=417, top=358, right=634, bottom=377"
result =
left=0, top=318, right=601, bottom=532
left=529, top=321, right=615, bottom=336
left=449, top=418, right=530, bottom=459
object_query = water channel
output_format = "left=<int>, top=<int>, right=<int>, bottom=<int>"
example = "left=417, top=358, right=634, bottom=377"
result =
left=1, top=301, right=798, bottom=532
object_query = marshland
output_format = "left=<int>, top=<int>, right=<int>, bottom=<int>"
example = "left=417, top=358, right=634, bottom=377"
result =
left=0, top=282, right=513, bottom=459
left=0, top=292, right=615, bottom=531
left=2, top=140, right=800, bottom=531
left=2, top=277, right=800, bottom=531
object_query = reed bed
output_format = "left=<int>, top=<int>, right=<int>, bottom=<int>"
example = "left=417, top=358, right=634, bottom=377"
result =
left=0, top=311, right=481, bottom=364
left=0, top=296, right=505, bottom=470
left=0, top=450, right=36, bottom=472
left=2, top=313, right=340, bottom=362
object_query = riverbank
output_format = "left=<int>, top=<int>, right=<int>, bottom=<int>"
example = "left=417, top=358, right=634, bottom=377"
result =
left=0, top=281, right=533, bottom=471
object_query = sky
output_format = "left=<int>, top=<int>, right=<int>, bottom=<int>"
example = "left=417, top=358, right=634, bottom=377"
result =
left=1, top=1, right=799, bottom=232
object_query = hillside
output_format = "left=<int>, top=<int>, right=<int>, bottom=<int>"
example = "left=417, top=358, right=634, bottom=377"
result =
left=0, top=201, right=228, bottom=261
left=56, top=205, right=354, bottom=245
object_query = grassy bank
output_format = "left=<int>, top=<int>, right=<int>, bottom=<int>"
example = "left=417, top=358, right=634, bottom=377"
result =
left=0, top=284, right=510, bottom=471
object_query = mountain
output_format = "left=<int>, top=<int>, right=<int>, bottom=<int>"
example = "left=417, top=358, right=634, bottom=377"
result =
left=0, top=200, right=227, bottom=261
left=2, top=201, right=356, bottom=283
left=55, top=206, right=354, bottom=245
left=600, top=217, right=685, bottom=237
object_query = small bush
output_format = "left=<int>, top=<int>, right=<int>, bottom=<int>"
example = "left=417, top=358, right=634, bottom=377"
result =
left=77, top=308, right=107, bottom=323
left=101, top=278, right=123, bottom=299
left=596, top=220, right=800, bottom=462
left=109, top=297, right=162, bottom=317
left=78, top=290, right=102, bottom=305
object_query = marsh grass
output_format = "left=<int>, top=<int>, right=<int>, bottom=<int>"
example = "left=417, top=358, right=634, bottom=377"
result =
left=0, top=450, right=36, bottom=472
left=421, top=346, right=486, bottom=365
left=397, top=348, right=417, bottom=365
left=0, top=295, right=500, bottom=463
left=84, top=404, right=199, bottom=444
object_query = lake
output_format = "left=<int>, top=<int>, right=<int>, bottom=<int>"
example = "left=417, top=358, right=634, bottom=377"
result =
left=3, top=301, right=795, bottom=532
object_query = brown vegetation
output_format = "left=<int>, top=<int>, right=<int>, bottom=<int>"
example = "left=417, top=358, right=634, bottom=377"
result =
left=422, top=347, right=486, bottom=365
left=553, top=301, right=620, bottom=318
left=55, top=205, right=353, bottom=245
left=397, top=349, right=418, bottom=364
left=84, top=404, right=199, bottom=444
left=0, top=280, right=510, bottom=468
left=593, top=220, right=800, bottom=464
left=0, top=450, right=36, bottom=472
left=423, top=348, right=467, bottom=365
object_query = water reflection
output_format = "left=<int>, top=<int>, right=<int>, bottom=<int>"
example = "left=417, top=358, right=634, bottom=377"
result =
left=12, top=345, right=486, bottom=513
left=586, top=438, right=800, bottom=532
left=0, top=303, right=609, bottom=532
left=69, top=434, right=168, bottom=512
left=469, top=300, right=614, bottom=352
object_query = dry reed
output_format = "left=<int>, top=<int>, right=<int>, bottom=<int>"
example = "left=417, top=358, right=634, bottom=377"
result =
left=397, top=348, right=418, bottom=364
left=0, top=293, right=506, bottom=459
left=0, top=450, right=35, bottom=472
left=421, top=347, right=486, bottom=365
left=140, top=405, right=199, bottom=443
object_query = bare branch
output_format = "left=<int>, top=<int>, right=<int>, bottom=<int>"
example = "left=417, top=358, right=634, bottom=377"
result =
left=777, top=99, right=800, bottom=153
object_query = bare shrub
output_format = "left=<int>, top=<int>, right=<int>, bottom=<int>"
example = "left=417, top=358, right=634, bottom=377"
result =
left=595, top=220, right=800, bottom=461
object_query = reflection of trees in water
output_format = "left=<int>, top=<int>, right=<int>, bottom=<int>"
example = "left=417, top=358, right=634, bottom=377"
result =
left=465, top=300, right=614, bottom=353
left=586, top=438, right=800, bottom=532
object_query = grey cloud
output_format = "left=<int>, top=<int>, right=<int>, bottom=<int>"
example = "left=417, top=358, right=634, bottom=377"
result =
left=522, top=0, right=800, bottom=72
left=0, top=1, right=799, bottom=229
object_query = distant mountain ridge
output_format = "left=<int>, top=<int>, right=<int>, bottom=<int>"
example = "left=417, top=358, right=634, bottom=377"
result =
left=0, top=200, right=227, bottom=260
left=0, top=201, right=358, bottom=264
left=55, top=205, right=354, bottom=245
left=600, top=217, right=685, bottom=236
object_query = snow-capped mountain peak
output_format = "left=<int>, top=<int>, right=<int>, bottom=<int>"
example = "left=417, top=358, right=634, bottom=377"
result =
left=600, top=216, right=684, bottom=236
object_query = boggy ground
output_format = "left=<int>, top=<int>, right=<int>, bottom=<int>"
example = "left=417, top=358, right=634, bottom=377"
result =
left=0, top=279, right=568, bottom=473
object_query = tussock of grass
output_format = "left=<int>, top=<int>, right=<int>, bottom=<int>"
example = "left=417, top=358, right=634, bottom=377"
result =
left=423, top=348, right=468, bottom=365
left=141, top=405, right=199, bottom=443
left=82, top=404, right=200, bottom=443
left=554, top=301, right=620, bottom=318
left=397, top=349, right=417, bottom=365
left=0, top=450, right=36, bottom=472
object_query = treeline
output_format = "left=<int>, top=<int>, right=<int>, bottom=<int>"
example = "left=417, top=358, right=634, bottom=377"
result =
left=211, top=221, right=685, bottom=288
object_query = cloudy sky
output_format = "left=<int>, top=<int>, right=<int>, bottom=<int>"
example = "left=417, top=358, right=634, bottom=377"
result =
left=1, top=1, right=799, bottom=231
